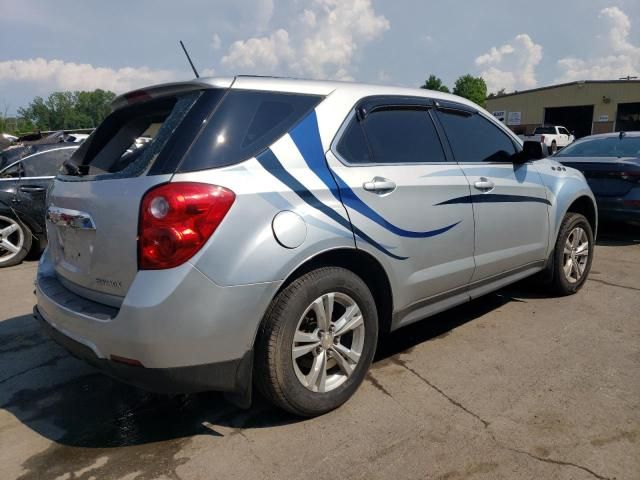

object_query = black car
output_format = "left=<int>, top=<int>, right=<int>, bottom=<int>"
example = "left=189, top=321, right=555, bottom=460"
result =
left=555, top=132, right=640, bottom=225
left=0, top=145, right=78, bottom=267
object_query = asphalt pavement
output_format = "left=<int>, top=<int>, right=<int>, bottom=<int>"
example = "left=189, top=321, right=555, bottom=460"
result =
left=0, top=224, right=638, bottom=480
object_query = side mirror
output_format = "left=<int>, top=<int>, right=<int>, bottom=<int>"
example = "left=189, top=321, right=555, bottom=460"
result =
left=516, top=140, right=548, bottom=163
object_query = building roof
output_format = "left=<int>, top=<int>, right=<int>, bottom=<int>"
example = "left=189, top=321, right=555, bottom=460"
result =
left=488, top=79, right=640, bottom=100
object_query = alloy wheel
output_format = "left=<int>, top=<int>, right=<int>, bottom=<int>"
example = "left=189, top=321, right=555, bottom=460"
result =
left=0, top=215, right=24, bottom=265
left=563, top=226, right=589, bottom=283
left=291, top=292, right=365, bottom=393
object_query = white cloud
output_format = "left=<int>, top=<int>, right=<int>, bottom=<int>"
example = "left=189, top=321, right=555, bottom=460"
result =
left=555, top=6, right=640, bottom=82
left=211, top=33, right=222, bottom=50
left=475, top=34, right=542, bottom=92
left=0, top=58, right=178, bottom=93
left=221, top=0, right=389, bottom=80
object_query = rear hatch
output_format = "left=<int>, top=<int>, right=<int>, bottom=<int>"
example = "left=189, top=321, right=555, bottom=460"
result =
left=46, top=83, right=226, bottom=305
left=559, top=157, right=640, bottom=197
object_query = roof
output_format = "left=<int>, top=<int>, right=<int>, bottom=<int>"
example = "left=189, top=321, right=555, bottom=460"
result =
left=580, top=131, right=640, bottom=139
left=113, top=74, right=482, bottom=112
left=487, top=79, right=640, bottom=100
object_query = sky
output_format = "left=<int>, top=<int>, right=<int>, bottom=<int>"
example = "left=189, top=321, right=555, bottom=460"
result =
left=1, top=0, right=639, bottom=115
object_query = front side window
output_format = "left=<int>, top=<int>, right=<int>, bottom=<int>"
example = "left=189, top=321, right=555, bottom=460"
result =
left=437, top=110, right=517, bottom=163
left=179, top=90, right=322, bottom=172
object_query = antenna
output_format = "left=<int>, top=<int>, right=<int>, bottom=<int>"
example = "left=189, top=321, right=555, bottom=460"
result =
left=179, top=40, right=200, bottom=78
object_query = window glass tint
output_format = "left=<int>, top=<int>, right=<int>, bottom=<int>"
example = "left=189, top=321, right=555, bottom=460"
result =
left=336, top=119, right=371, bottom=164
left=0, top=163, right=21, bottom=178
left=534, top=126, right=556, bottom=134
left=362, top=109, right=446, bottom=163
left=179, top=90, right=322, bottom=172
left=437, top=110, right=516, bottom=162
left=555, top=136, right=640, bottom=157
left=22, top=148, right=77, bottom=176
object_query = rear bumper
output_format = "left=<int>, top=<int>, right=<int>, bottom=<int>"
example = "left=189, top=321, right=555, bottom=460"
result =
left=35, top=250, right=281, bottom=393
left=35, top=305, right=252, bottom=394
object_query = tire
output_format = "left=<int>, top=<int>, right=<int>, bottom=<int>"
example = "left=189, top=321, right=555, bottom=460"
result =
left=550, top=212, right=594, bottom=295
left=255, top=267, right=378, bottom=417
left=550, top=141, right=557, bottom=154
left=0, top=214, right=32, bottom=268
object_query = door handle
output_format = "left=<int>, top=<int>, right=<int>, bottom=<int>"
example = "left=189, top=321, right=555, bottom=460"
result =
left=363, top=177, right=396, bottom=194
left=473, top=177, right=495, bottom=192
left=20, top=185, right=46, bottom=193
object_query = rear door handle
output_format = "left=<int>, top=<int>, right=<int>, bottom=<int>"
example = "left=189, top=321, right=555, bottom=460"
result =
left=363, top=177, right=396, bottom=194
left=19, top=185, right=46, bottom=193
left=473, top=177, right=495, bottom=192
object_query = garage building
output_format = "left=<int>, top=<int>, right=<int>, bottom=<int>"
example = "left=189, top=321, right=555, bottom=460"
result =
left=485, top=79, right=640, bottom=138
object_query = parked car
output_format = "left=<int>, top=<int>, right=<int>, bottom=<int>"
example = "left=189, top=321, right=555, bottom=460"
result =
left=525, top=125, right=575, bottom=154
left=34, top=76, right=597, bottom=416
left=0, top=145, right=78, bottom=267
left=555, top=131, right=640, bottom=224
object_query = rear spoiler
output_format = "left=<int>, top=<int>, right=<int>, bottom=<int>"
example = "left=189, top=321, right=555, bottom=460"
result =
left=111, top=77, right=235, bottom=111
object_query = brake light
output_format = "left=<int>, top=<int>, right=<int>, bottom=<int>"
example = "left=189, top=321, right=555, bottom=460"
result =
left=125, top=90, right=152, bottom=104
left=540, top=135, right=545, bottom=143
left=138, top=182, right=235, bottom=270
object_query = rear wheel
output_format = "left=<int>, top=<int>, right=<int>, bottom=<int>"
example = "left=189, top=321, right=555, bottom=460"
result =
left=550, top=212, right=593, bottom=295
left=550, top=140, right=558, bottom=154
left=255, top=267, right=378, bottom=417
left=0, top=215, right=32, bottom=268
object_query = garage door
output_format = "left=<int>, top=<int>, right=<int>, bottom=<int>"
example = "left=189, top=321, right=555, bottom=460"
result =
left=544, top=105, right=594, bottom=138
left=616, top=102, right=640, bottom=132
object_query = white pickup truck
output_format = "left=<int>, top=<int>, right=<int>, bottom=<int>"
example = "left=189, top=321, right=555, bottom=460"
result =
left=524, top=125, right=575, bottom=154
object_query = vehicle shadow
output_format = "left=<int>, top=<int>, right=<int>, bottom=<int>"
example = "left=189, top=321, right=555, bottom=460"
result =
left=1, top=282, right=543, bottom=454
left=596, top=221, right=640, bottom=246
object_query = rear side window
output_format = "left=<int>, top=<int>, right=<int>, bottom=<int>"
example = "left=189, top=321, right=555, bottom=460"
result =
left=437, top=110, right=517, bottom=162
left=23, top=147, right=77, bottom=176
left=179, top=90, right=322, bottom=172
left=336, top=120, right=371, bottom=164
left=363, top=109, right=446, bottom=163
left=336, top=108, right=446, bottom=164
left=65, top=92, right=201, bottom=179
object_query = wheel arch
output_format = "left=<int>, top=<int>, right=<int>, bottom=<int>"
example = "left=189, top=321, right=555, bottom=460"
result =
left=565, top=195, right=598, bottom=238
left=259, top=247, right=394, bottom=342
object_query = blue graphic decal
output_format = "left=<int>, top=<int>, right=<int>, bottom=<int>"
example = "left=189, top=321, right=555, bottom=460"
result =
left=290, top=111, right=461, bottom=238
left=256, top=149, right=408, bottom=260
left=436, top=194, right=551, bottom=206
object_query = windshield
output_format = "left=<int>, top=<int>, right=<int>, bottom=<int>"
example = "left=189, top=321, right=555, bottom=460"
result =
left=555, top=135, right=640, bottom=158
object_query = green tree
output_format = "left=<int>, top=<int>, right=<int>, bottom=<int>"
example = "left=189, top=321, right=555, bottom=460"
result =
left=452, top=75, right=487, bottom=107
left=487, top=88, right=507, bottom=99
left=17, top=89, right=116, bottom=131
left=420, top=74, right=449, bottom=93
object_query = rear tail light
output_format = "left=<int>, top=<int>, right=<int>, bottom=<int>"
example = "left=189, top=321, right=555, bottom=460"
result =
left=138, top=182, right=235, bottom=270
left=623, top=200, right=640, bottom=207
left=620, top=171, right=640, bottom=183
left=540, top=135, right=545, bottom=143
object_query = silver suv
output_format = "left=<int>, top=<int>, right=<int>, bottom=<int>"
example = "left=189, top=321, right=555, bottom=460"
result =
left=35, top=76, right=596, bottom=416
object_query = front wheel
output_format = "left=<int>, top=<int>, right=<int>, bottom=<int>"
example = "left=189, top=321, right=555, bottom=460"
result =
left=550, top=212, right=594, bottom=295
left=255, top=267, right=378, bottom=417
